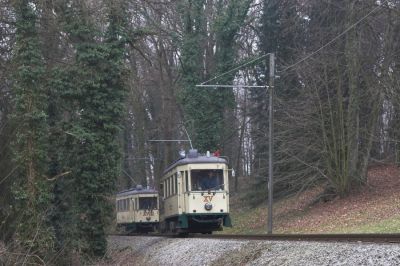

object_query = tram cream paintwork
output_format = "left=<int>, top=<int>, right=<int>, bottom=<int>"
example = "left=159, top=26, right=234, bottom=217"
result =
left=116, top=193, right=159, bottom=224
left=161, top=163, right=229, bottom=220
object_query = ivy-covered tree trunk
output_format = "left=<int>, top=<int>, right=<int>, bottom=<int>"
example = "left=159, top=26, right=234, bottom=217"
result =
left=11, top=0, right=55, bottom=260
left=179, top=0, right=250, bottom=153
left=179, top=0, right=208, bottom=151
left=54, top=0, right=127, bottom=257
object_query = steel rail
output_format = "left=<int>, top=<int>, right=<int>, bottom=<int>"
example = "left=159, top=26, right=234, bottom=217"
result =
left=109, top=233, right=400, bottom=243
left=193, top=234, right=400, bottom=243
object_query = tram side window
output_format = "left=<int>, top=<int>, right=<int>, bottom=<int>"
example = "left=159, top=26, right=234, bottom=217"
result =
left=173, top=176, right=175, bottom=195
left=180, top=171, right=186, bottom=192
left=170, top=177, right=173, bottom=196
left=124, top=199, right=127, bottom=211
left=117, top=199, right=130, bottom=211
left=160, top=183, right=164, bottom=198
left=170, top=176, right=173, bottom=195
left=185, top=171, right=189, bottom=192
left=167, top=178, right=171, bottom=197
left=165, top=179, right=168, bottom=197
left=171, top=175, right=176, bottom=195
left=166, top=179, right=168, bottom=197
left=175, top=173, right=178, bottom=194
left=171, top=177, right=173, bottom=195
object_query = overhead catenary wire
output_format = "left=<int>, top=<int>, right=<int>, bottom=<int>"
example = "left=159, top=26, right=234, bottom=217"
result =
left=278, top=0, right=386, bottom=74
left=196, top=85, right=268, bottom=89
left=122, top=169, right=139, bottom=185
left=200, top=53, right=271, bottom=85
left=199, top=1, right=384, bottom=85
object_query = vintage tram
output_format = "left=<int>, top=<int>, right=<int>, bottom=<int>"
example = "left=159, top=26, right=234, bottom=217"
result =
left=159, top=149, right=232, bottom=234
left=116, top=185, right=159, bottom=233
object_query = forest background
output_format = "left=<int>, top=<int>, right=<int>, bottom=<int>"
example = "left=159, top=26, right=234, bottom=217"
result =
left=0, top=0, right=399, bottom=264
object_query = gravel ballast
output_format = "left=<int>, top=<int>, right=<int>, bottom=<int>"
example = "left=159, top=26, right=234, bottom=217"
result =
left=107, top=235, right=400, bottom=265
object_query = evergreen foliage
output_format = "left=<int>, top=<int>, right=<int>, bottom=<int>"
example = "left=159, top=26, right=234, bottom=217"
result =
left=179, top=0, right=208, bottom=151
left=46, top=0, right=128, bottom=258
left=11, top=0, right=55, bottom=259
left=0, top=0, right=399, bottom=263
left=179, top=0, right=250, bottom=152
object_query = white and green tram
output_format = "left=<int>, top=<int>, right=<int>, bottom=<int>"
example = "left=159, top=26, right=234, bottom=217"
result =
left=159, top=149, right=232, bottom=234
left=116, top=186, right=159, bottom=233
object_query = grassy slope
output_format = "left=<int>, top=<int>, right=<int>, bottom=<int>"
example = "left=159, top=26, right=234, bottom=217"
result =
left=224, top=165, right=400, bottom=234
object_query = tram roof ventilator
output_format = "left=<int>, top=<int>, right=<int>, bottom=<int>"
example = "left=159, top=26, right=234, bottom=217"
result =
left=187, top=149, right=199, bottom=158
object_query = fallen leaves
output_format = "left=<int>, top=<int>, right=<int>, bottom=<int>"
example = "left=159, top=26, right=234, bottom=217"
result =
left=275, top=165, right=400, bottom=233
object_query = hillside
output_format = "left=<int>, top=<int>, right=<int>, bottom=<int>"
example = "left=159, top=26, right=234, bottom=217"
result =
left=226, top=165, right=400, bottom=234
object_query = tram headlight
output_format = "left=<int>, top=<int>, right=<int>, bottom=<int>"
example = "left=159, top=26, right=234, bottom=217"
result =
left=204, top=203, right=213, bottom=211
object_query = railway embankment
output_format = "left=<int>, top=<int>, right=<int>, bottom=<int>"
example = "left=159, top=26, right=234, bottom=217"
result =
left=105, top=235, right=400, bottom=265
left=227, top=165, right=400, bottom=234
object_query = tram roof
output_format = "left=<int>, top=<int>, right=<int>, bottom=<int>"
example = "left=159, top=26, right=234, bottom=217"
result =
left=163, top=155, right=227, bottom=174
left=116, top=188, right=158, bottom=197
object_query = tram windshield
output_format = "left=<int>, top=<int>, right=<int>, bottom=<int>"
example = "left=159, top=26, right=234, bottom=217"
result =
left=139, top=197, right=158, bottom=209
left=191, top=169, right=224, bottom=191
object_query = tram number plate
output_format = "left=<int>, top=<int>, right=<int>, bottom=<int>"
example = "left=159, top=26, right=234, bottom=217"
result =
left=144, top=210, right=154, bottom=216
left=203, top=195, right=214, bottom=202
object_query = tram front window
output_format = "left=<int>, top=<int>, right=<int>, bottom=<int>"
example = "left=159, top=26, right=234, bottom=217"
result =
left=191, top=170, right=223, bottom=191
left=139, top=197, right=157, bottom=209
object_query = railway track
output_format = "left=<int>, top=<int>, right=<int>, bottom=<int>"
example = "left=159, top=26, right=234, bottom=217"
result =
left=194, top=233, right=400, bottom=243
left=110, top=233, right=400, bottom=243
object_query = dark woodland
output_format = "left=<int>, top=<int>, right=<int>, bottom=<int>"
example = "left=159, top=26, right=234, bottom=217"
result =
left=0, top=0, right=399, bottom=263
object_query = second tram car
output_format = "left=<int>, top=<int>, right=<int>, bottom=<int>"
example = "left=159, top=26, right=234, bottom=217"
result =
left=116, top=186, right=159, bottom=233
left=159, top=149, right=232, bottom=234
